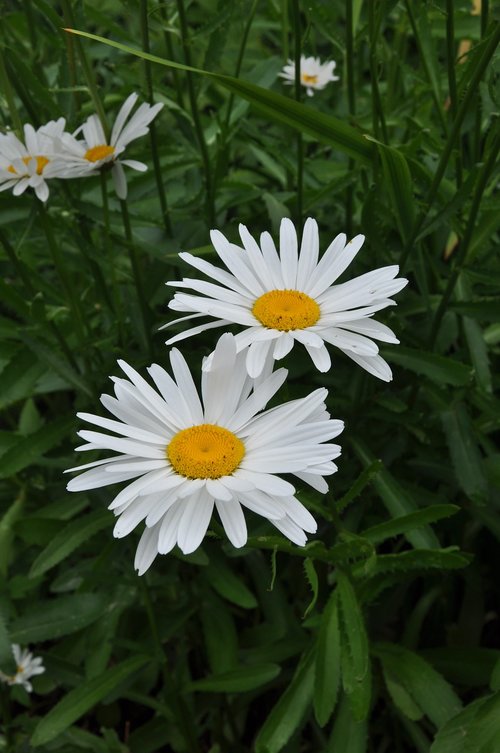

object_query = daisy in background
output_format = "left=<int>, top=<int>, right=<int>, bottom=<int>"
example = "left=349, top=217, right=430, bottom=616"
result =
left=163, top=218, right=408, bottom=382
left=65, top=333, right=343, bottom=575
left=0, top=645, right=45, bottom=693
left=59, top=92, right=163, bottom=199
left=279, top=55, right=339, bottom=96
left=0, top=119, right=83, bottom=202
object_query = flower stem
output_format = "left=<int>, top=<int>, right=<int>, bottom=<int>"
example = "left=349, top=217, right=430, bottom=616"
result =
left=445, top=0, right=462, bottom=187
left=100, top=173, right=125, bottom=347
left=345, top=0, right=356, bottom=237
left=140, top=0, right=173, bottom=237
left=0, top=45, right=23, bottom=136
left=120, top=200, right=152, bottom=356
left=292, top=0, right=303, bottom=224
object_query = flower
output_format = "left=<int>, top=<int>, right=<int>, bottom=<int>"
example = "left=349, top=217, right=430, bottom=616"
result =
left=0, top=645, right=45, bottom=693
left=59, top=92, right=163, bottom=199
left=163, top=218, right=408, bottom=381
left=0, top=119, right=80, bottom=202
left=279, top=55, right=339, bottom=96
left=65, top=334, right=343, bottom=574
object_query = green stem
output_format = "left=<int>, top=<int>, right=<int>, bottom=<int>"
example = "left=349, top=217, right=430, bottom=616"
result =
left=176, top=0, right=214, bottom=225
left=345, top=0, right=356, bottom=236
left=100, top=173, right=125, bottom=347
left=0, top=45, right=23, bottom=136
left=292, top=0, right=303, bottom=224
left=446, top=0, right=462, bottom=186
left=140, top=0, right=173, bottom=237
left=159, top=5, right=184, bottom=108
left=120, top=200, right=151, bottom=355
left=368, top=0, right=388, bottom=144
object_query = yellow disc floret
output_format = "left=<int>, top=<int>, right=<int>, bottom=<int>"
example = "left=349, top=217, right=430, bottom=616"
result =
left=302, top=73, right=319, bottom=85
left=167, top=424, right=245, bottom=479
left=84, top=144, right=115, bottom=162
left=8, top=155, right=49, bottom=176
left=252, top=289, right=320, bottom=331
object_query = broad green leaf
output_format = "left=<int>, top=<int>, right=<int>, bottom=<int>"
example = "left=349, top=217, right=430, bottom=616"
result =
left=356, top=548, right=471, bottom=577
left=386, top=347, right=472, bottom=386
left=204, top=556, right=257, bottom=609
left=375, top=643, right=462, bottom=729
left=338, top=573, right=371, bottom=720
left=9, top=593, right=108, bottom=643
left=314, top=592, right=341, bottom=727
left=66, top=30, right=374, bottom=163
left=422, top=648, right=500, bottom=688
left=351, top=439, right=439, bottom=549
left=450, top=301, right=500, bottom=321
left=29, top=509, right=111, bottom=578
left=383, top=667, right=423, bottom=721
left=430, top=692, right=500, bottom=753
left=0, top=416, right=74, bottom=480
left=0, top=492, right=25, bottom=575
left=360, top=505, right=459, bottom=544
left=367, top=137, right=415, bottom=242
left=328, top=693, right=367, bottom=753
left=31, top=655, right=149, bottom=746
left=186, top=663, right=280, bottom=693
left=201, top=594, right=238, bottom=674
left=441, top=402, right=489, bottom=504
left=462, top=315, right=492, bottom=393
left=303, top=558, right=319, bottom=618
left=0, top=347, right=45, bottom=410
left=255, top=648, right=315, bottom=753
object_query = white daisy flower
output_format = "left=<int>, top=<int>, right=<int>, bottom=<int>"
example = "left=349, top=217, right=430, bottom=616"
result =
left=0, top=645, right=45, bottom=693
left=163, top=218, right=408, bottom=382
left=279, top=55, right=339, bottom=96
left=65, top=333, right=343, bottom=575
left=59, top=92, right=163, bottom=199
left=0, top=119, right=79, bottom=202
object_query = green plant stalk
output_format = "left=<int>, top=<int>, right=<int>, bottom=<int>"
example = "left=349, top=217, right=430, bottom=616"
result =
left=21, top=0, right=38, bottom=53
left=292, top=0, right=303, bottom=224
left=345, top=0, right=355, bottom=236
left=140, top=0, right=173, bottom=237
left=100, top=173, right=125, bottom=348
left=120, top=200, right=152, bottom=355
left=159, top=4, right=184, bottom=108
left=368, top=0, right=388, bottom=144
left=175, top=0, right=214, bottom=225
left=0, top=45, right=23, bottom=136
left=446, top=0, right=462, bottom=187
left=428, top=124, right=500, bottom=347
left=61, top=0, right=109, bottom=138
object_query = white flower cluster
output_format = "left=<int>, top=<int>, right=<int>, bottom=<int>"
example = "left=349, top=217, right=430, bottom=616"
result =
left=0, top=644, right=45, bottom=693
left=0, top=93, right=162, bottom=202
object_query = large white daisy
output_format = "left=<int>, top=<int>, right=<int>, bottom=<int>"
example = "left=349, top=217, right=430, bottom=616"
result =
left=279, top=55, right=339, bottom=96
left=0, top=119, right=80, bottom=202
left=163, top=218, right=408, bottom=381
left=65, top=334, right=342, bottom=575
left=0, top=645, right=45, bottom=693
left=59, top=92, right=163, bottom=199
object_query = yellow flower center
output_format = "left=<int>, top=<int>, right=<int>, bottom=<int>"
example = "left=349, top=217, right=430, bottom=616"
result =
left=8, top=155, right=49, bottom=176
left=252, top=289, right=320, bottom=331
left=302, top=73, right=319, bottom=84
left=167, top=424, right=245, bottom=479
left=84, top=144, right=115, bottom=162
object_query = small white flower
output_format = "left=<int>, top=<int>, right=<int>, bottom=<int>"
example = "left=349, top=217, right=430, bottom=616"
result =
left=163, top=218, right=408, bottom=382
left=279, top=55, right=339, bottom=96
left=0, top=119, right=79, bottom=202
left=60, top=93, right=163, bottom=199
left=65, top=333, right=343, bottom=574
left=0, top=645, right=45, bottom=693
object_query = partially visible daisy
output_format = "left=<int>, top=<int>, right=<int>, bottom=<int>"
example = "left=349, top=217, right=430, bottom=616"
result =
left=0, top=119, right=79, bottom=202
left=65, top=333, right=343, bottom=574
left=0, top=645, right=45, bottom=693
left=279, top=55, right=339, bottom=96
left=59, top=93, right=163, bottom=199
left=163, top=218, right=408, bottom=382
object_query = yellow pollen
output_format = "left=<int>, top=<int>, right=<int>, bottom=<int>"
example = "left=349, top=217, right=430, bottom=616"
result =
left=167, top=424, right=245, bottom=479
left=302, top=73, right=319, bottom=84
left=8, top=155, right=49, bottom=175
left=252, top=289, right=320, bottom=331
left=84, top=144, right=115, bottom=162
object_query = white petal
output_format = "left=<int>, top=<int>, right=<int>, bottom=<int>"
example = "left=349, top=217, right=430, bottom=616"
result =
left=279, top=496, right=317, bottom=533
left=216, top=499, right=247, bottom=547
left=134, top=525, right=160, bottom=575
left=245, top=338, right=273, bottom=378
left=177, top=489, right=214, bottom=554
left=112, top=162, right=128, bottom=200
left=272, top=516, right=308, bottom=546
left=273, top=333, right=295, bottom=360
left=158, top=501, right=185, bottom=554
left=279, top=217, right=299, bottom=288
left=296, top=217, right=319, bottom=290
left=343, top=351, right=393, bottom=381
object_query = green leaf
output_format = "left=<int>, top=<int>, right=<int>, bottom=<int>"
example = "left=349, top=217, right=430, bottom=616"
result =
left=0, top=416, right=74, bottom=479
left=360, top=505, right=459, bottom=545
left=21, top=334, right=93, bottom=397
left=375, top=643, right=462, bottom=729
left=303, top=558, right=319, bottom=618
left=367, top=137, right=415, bottom=242
left=383, top=667, right=423, bottom=721
left=314, top=592, right=341, bottom=727
left=204, top=556, right=257, bottom=609
left=356, top=548, right=471, bottom=577
left=29, top=509, right=111, bottom=578
left=0, top=491, right=25, bottom=575
left=186, top=663, right=280, bottom=693
left=422, top=648, right=500, bottom=688
left=335, top=460, right=382, bottom=514
left=31, top=655, right=149, bottom=746
left=66, top=29, right=374, bottom=163
left=385, top=347, right=472, bottom=386
left=328, top=693, right=367, bottom=753
left=9, top=593, right=108, bottom=643
left=430, top=692, right=500, bottom=753
left=0, top=611, right=14, bottom=675
left=441, top=402, right=489, bottom=504
left=338, top=573, right=371, bottom=721
left=255, top=648, right=315, bottom=753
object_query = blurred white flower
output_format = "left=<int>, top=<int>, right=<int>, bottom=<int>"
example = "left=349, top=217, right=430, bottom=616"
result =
left=60, top=92, right=163, bottom=199
left=164, top=218, right=408, bottom=382
left=279, top=55, right=339, bottom=96
left=0, top=645, right=45, bottom=693
left=0, top=119, right=80, bottom=202
left=66, top=333, right=343, bottom=574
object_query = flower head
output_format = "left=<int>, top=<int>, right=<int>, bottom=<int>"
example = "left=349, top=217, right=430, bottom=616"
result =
left=66, top=334, right=343, bottom=574
left=60, top=93, right=163, bottom=199
left=279, top=55, right=339, bottom=96
left=163, top=218, right=408, bottom=381
left=0, top=645, right=45, bottom=693
left=0, top=119, right=79, bottom=201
